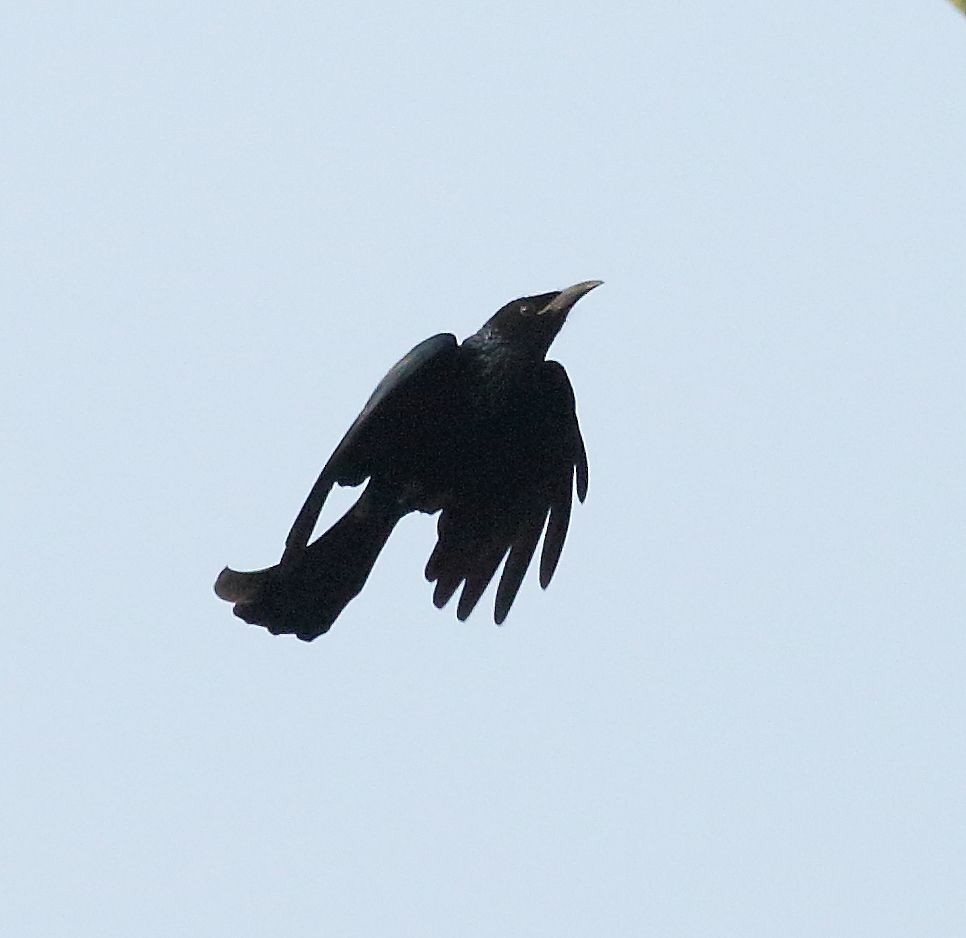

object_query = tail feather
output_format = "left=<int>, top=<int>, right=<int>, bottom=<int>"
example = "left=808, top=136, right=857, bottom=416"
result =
left=215, top=486, right=403, bottom=641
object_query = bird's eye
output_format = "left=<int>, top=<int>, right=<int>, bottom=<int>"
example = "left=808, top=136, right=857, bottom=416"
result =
left=519, top=304, right=530, bottom=315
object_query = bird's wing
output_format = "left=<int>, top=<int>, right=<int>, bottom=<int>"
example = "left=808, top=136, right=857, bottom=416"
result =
left=425, top=359, right=588, bottom=623
left=284, top=333, right=458, bottom=559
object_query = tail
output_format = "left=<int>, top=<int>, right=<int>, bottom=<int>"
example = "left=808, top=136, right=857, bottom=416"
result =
left=214, top=484, right=403, bottom=641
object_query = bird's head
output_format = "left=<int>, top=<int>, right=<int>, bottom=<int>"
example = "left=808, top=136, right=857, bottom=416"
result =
left=484, top=280, right=603, bottom=357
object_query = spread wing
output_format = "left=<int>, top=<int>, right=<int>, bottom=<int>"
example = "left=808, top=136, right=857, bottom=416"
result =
left=284, top=333, right=458, bottom=561
left=424, top=360, right=588, bottom=623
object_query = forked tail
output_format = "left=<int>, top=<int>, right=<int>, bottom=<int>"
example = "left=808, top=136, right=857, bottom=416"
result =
left=214, top=485, right=403, bottom=640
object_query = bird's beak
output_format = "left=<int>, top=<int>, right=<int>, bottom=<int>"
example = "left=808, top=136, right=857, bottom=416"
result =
left=539, top=279, right=604, bottom=315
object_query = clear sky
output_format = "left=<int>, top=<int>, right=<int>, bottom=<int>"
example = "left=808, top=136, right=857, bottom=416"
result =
left=3, top=4, right=965, bottom=936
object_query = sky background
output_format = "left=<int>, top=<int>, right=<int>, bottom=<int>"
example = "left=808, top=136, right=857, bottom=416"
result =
left=3, top=3, right=966, bottom=936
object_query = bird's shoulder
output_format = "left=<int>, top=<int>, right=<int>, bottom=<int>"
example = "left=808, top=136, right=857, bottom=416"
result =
left=360, top=332, right=459, bottom=417
left=323, top=333, right=458, bottom=484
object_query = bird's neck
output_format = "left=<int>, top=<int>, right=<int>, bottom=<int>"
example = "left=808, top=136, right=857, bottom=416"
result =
left=460, top=327, right=544, bottom=415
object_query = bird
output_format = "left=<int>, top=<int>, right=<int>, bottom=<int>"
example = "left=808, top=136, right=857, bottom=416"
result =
left=214, top=279, right=602, bottom=640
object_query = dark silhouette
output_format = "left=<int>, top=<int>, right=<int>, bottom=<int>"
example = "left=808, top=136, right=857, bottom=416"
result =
left=214, top=280, right=601, bottom=640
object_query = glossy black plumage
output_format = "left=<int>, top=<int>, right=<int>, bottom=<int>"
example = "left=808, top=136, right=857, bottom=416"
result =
left=214, top=280, right=600, bottom=640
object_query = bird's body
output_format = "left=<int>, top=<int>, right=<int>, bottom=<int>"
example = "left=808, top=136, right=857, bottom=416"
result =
left=215, top=281, right=600, bottom=640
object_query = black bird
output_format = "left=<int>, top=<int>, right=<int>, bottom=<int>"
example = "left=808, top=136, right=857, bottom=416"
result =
left=214, top=280, right=601, bottom=640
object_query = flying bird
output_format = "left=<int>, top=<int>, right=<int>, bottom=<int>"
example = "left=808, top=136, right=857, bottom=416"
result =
left=214, top=280, right=601, bottom=640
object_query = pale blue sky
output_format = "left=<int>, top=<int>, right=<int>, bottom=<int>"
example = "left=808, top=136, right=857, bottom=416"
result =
left=3, top=4, right=965, bottom=936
